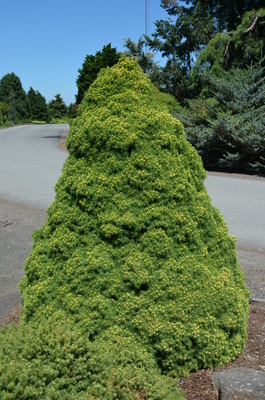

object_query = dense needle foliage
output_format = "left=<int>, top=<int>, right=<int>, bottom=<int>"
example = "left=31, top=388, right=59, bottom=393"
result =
left=0, top=319, right=183, bottom=399
left=176, top=63, right=265, bottom=172
left=0, top=58, right=250, bottom=397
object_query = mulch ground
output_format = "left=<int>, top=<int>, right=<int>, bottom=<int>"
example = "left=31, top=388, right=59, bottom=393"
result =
left=178, top=303, right=265, bottom=399
left=1, top=303, right=264, bottom=399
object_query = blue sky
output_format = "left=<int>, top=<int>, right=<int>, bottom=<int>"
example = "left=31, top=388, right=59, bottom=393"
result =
left=0, top=0, right=169, bottom=106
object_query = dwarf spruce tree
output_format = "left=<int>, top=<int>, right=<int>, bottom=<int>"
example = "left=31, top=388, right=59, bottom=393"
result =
left=19, top=57, right=249, bottom=378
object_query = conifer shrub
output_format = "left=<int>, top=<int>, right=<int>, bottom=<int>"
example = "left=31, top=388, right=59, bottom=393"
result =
left=175, top=63, right=265, bottom=173
left=17, top=57, right=249, bottom=380
left=0, top=319, right=184, bottom=399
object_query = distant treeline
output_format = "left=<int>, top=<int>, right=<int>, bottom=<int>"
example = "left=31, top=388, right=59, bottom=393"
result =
left=0, top=73, right=74, bottom=126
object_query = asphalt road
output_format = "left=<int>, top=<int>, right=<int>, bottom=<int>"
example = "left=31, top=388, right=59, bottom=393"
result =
left=0, top=124, right=264, bottom=320
left=0, top=124, right=68, bottom=210
left=204, top=173, right=265, bottom=251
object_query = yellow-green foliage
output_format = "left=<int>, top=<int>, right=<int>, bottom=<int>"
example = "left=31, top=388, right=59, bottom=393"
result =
left=0, top=319, right=184, bottom=399
left=152, top=86, right=180, bottom=113
left=18, top=58, right=249, bottom=379
left=31, top=120, right=47, bottom=124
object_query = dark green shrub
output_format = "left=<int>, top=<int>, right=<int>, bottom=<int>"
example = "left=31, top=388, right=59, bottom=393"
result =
left=18, top=58, right=249, bottom=380
left=0, top=319, right=184, bottom=399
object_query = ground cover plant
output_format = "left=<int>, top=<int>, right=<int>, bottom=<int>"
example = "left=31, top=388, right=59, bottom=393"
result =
left=0, top=319, right=183, bottom=399
left=0, top=57, right=250, bottom=397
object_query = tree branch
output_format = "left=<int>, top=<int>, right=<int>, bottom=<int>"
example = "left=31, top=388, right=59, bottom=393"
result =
left=244, top=15, right=258, bottom=34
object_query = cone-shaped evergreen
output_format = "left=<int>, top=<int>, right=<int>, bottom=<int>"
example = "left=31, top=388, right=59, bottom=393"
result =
left=19, top=58, right=249, bottom=377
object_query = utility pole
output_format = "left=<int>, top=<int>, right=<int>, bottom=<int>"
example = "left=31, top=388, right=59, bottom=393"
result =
left=145, top=0, right=150, bottom=54
left=145, top=0, right=150, bottom=77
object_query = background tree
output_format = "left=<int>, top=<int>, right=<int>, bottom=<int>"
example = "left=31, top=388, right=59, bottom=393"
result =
left=161, top=0, right=263, bottom=31
left=0, top=105, right=3, bottom=127
left=145, top=1, right=215, bottom=102
left=27, top=87, right=49, bottom=121
left=198, top=8, right=265, bottom=75
left=145, top=1, right=264, bottom=103
left=123, top=36, right=159, bottom=76
left=48, top=94, right=68, bottom=119
left=8, top=91, right=16, bottom=125
left=76, top=43, right=121, bottom=104
left=68, top=102, right=78, bottom=119
left=0, top=73, right=29, bottom=122
left=175, top=63, right=265, bottom=173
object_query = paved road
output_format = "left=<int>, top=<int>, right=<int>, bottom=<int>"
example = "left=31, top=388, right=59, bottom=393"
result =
left=0, top=124, right=68, bottom=210
left=204, top=173, right=265, bottom=251
left=0, top=124, right=264, bottom=320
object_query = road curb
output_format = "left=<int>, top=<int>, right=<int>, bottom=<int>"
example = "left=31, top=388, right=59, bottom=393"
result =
left=59, top=124, right=70, bottom=152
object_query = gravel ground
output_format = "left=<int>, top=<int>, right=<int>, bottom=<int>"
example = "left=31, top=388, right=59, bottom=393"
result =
left=0, top=199, right=46, bottom=321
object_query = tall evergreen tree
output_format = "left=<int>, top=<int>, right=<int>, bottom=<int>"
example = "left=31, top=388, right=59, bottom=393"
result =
left=27, top=87, right=49, bottom=121
left=0, top=73, right=29, bottom=122
left=48, top=94, right=68, bottom=119
left=198, top=8, right=265, bottom=75
left=161, top=0, right=263, bottom=31
left=76, top=43, right=121, bottom=104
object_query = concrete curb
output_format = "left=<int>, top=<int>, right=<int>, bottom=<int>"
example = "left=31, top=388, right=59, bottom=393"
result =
left=59, top=124, right=70, bottom=152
